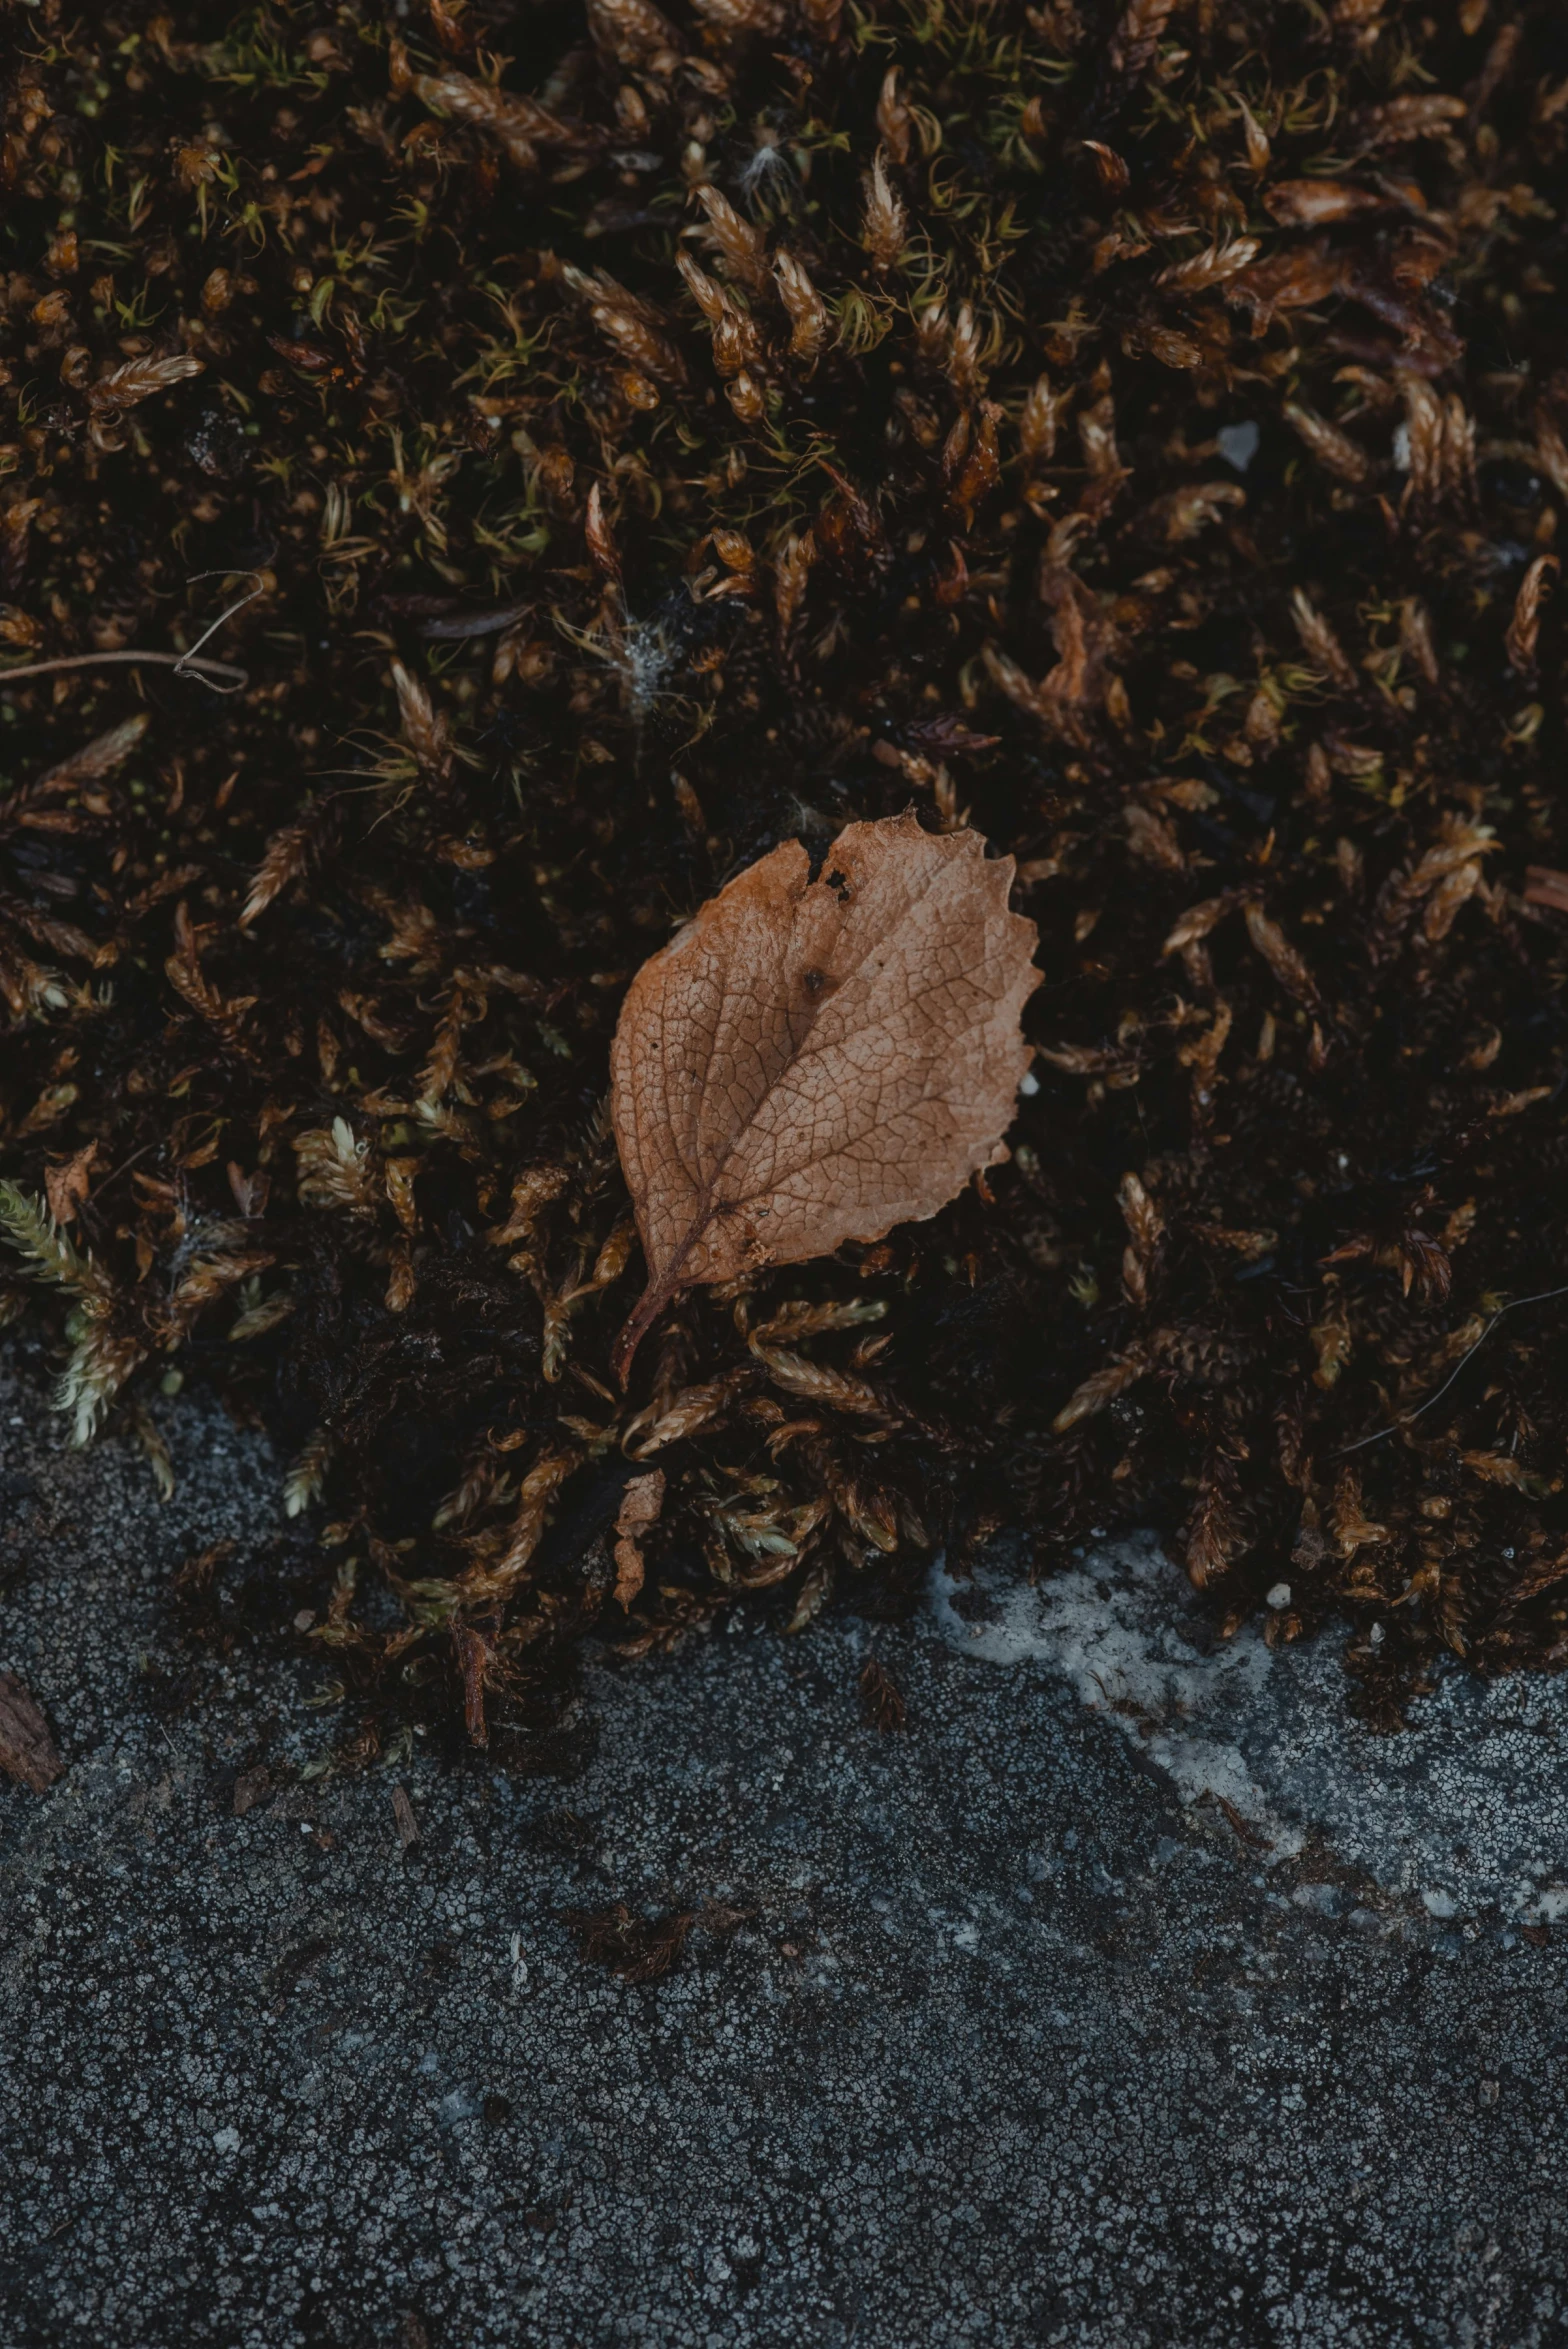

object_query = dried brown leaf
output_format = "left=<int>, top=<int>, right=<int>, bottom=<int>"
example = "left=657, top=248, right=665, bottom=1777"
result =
left=563, top=1901, right=694, bottom=1981
left=1108, top=0, right=1174, bottom=79
left=0, top=1670, right=63, bottom=1793
left=1356, top=94, right=1466, bottom=149
left=609, top=813, right=1038, bottom=1378
left=774, top=528, right=815, bottom=640
left=460, top=1448, right=579, bottom=1605
left=43, top=1140, right=97, bottom=1226
left=85, top=353, right=203, bottom=413
left=1290, top=589, right=1356, bottom=690
left=859, top=1655, right=906, bottom=1731
left=585, top=0, right=683, bottom=63
left=391, top=660, right=453, bottom=782
left=1185, top=1449, right=1248, bottom=1588
left=1244, top=901, right=1322, bottom=1012
left=861, top=149, right=907, bottom=273
left=613, top=1468, right=666, bottom=1606
left=1506, top=553, right=1558, bottom=677
left=1053, top=1344, right=1153, bottom=1432
left=692, top=184, right=769, bottom=292
left=622, top=1377, right=742, bottom=1458
left=1285, top=402, right=1374, bottom=486
left=749, top=1341, right=892, bottom=1419
left=774, top=253, right=826, bottom=367
left=452, top=1622, right=493, bottom=1746
left=1156, top=238, right=1259, bottom=293
left=1525, top=865, right=1568, bottom=915
left=240, top=800, right=334, bottom=928
left=407, top=64, right=580, bottom=169
left=34, top=713, right=148, bottom=793
left=1157, top=481, right=1246, bottom=542
left=1265, top=180, right=1382, bottom=225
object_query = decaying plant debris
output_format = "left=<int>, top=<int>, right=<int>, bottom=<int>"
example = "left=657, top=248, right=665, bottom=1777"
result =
left=608, top=810, right=1038, bottom=1376
left=3, top=0, right=1568, bottom=1748
left=0, top=1668, right=63, bottom=1793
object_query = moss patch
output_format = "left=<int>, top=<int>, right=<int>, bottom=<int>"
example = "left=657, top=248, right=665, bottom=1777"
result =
left=3, top=0, right=1568, bottom=1743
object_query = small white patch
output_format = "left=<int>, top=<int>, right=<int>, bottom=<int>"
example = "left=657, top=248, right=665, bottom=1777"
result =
left=615, top=618, right=674, bottom=721
left=1217, top=421, right=1260, bottom=473
left=1266, top=1582, right=1292, bottom=1610
left=1018, top=1069, right=1040, bottom=1096
left=212, top=2126, right=241, bottom=2155
left=737, top=140, right=792, bottom=199
left=1393, top=421, right=1412, bottom=473
left=927, top=1542, right=1300, bottom=1854
left=926, top=1536, right=1568, bottom=1918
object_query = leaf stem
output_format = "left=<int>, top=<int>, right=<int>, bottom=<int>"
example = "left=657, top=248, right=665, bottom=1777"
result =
left=611, top=1272, right=680, bottom=1389
left=0, top=648, right=247, bottom=692
left=0, top=571, right=266, bottom=697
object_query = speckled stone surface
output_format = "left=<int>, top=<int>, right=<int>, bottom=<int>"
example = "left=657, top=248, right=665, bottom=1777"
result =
left=3, top=1346, right=1567, bottom=2348
left=930, top=1539, right=1568, bottom=1921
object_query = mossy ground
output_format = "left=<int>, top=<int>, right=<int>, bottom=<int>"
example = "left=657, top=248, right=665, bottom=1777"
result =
left=3, top=0, right=1568, bottom=1747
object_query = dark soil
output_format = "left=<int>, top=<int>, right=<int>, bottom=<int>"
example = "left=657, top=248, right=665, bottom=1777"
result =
left=3, top=0, right=1568, bottom=1746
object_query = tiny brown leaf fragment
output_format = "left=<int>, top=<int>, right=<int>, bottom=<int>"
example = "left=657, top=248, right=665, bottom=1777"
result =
left=233, top=1763, right=272, bottom=1817
left=1244, top=901, right=1322, bottom=1013
left=402, top=61, right=582, bottom=171
left=0, top=1671, right=63, bottom=1793
left=452, top=1623, right=492, bottom=1747
left=1185, top=1449, right=1248, bottom=1588
left=859, top=1654, right=906, bottom=1732
left=85, top=352, right=203, bottom=413
left=1108, top=0, right=1174, bottom=81
left=391, top=1784, right=420, bottom=1849
left=1506, top=554, right=1558, bottom=677
left=35, top=713, right=148, bottom=793
left=1053, top=1346, right=1152, bottom=1432
left=1265, top=179, right=1383, bottom=225
left=613, top=1468, right=665, bottom=1606
left=608, top=813, right=1038, bottom=1379
left=563, top=1902, right=695, bottom=1982
left=1525, top=866, right=1568, bottom=916
left=44, top=1140, right=97, bottom=1227
left=1216, top=1795, right=1272, bottom=1851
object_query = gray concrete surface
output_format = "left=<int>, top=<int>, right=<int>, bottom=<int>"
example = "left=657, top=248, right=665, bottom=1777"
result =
left=3, top=1345, right=1568, bottom=2348
left=929, top=1541, right=1568, bottom=1922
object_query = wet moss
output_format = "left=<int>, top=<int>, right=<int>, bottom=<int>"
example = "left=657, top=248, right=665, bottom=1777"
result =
left=2, top=0, right=1568, bottom=1743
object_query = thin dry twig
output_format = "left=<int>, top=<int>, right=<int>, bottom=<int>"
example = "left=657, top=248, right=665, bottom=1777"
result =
left=1338, top=1285, right=1568, bottom=1455
left=0, top=572, right=264, bottom=696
